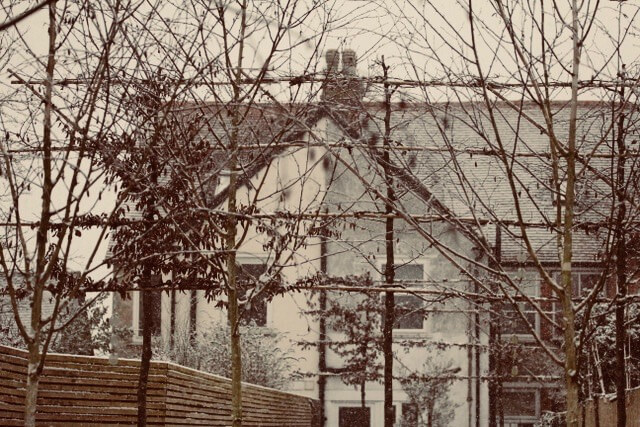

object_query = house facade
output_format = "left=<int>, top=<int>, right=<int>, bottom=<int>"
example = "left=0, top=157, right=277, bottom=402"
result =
left=111, top=112, right=488, bottom=425
left=111, top=50, right=638, bottom=426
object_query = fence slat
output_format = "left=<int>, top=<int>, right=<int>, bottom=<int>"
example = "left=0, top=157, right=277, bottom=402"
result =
left=0, top=344, right=319, bottom=426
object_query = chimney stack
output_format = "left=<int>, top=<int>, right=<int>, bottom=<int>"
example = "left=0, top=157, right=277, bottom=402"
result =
left=321, top=49, right=364, bottom=104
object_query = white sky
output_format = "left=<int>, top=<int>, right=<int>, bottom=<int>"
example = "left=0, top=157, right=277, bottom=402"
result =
left=5, top=1, right=640, bottom=87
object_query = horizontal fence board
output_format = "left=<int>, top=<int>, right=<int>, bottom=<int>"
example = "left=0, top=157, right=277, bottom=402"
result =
left=580, top=387, right=640, bottom=427
left=0, top=344, right=318, bottom=426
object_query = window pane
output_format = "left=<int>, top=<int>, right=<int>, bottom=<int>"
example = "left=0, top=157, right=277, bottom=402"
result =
left=395, top=295, right=423, bottom=329
left=238, top=263, right=268, bottom=327
left=579, top=273, right=599, bottom=297
left=239, top=263, right=266, bottom=280
left=503, top=390, right=537, bottom=417
left=394, top=264, right=424, bottom=282
left=501, top=303, right=536, bottom=335
left=382, top=264, right=424, bottom=330
left=339, top=407, right=370, bottom=427
left=571, top=273, right=580, bottom=297
left=560, top=271, right=600, bottom=298
left=541, top=388, right=564, bottom=413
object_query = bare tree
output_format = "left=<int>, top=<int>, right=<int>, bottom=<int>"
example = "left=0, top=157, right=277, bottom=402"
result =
left=0, top=1, right=138, bottom=424
left=101, top=2, right=341, bottom=425
left=301, top=275, right=383, bottom=409
left=0, top=1, right=55, bottom=32
left=325, top=1, right=640, bottom=425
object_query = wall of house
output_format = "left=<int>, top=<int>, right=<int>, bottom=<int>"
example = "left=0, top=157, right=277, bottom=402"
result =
left=319, top=117, right=489, bottom=427
left=189, top=135, right=327, bottom=396
left=110, top=112, right=492, bottom=425
left=0, top=288, right=57, bottom=347
left=112, top=135, right=328, bottom=395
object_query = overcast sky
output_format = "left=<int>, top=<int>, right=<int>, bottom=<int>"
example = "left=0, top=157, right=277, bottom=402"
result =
left=2, top=0, right=640, bottom=283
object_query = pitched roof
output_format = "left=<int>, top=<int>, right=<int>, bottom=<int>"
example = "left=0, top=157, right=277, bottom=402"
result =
left=110, top=98, right=635, bottom=266
left=323, top=101, right=632, bottom=264
left=106, top=101, right=324, bottom=262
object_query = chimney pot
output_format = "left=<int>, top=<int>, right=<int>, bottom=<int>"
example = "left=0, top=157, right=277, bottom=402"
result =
left=325, top=49, right=339, bottom=74
left=342, top=49, right=357, bottom=75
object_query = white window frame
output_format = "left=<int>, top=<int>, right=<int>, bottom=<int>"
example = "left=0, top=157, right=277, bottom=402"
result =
left=236, top=254, right=270, bottom=328
left=552, top=270, right=601, bottom=298
left=501, top=384, right=541, bottom=426
left=214, top=168, right=230, bottom=196
left=551, top=270, right=602, bottom=333
left=502, top=270, right=541, bottom=343
left=337, top=404, right=372, bottom=427
left=379, top=260, right=428, bottom=336
left=332, top=400, right=395, bottom=427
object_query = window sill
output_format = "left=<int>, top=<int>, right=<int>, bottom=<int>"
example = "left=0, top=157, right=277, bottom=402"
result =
left=500, top=333, right=538, bottom=344
left=393, top=329, right=428, bottom=339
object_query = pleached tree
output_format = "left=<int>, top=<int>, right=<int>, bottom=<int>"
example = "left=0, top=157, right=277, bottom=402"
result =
left=328, top=1, right=640, bottom=425
left=0, top=1, right=143, bottom=424
left=100, top=1, right=342, bottom=424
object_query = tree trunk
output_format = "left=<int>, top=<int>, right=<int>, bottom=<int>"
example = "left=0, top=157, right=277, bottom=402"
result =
left=227, top=120, right=242, bottom=426
left=382, top=289, right=394, bottom=426
left=227, top=3, right=247, bottom=421
left=614, top=82, right=627, bottom=427
left=563, top=2, right=580, bottom=424
left=24, top=342, right=41, bottom=427
left=381, top=59, right=396, bottom=427
left=24, top=2, right=57, bottom=425
left=137, top=286, right=153, bottom=426
left=137, top=90, right=161, bottom=427
left=228, top=260, right=242, bottom=427
left=497, top=380, right=504, bottom=427
left=361, top=379, right=366, bottom=409
left=562, top=297, right=580, bottom=427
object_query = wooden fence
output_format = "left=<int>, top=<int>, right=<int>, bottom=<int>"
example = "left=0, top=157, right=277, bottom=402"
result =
left=0, top=345, right=319, bottom=426
left=579, top=387, right=640, bottom=427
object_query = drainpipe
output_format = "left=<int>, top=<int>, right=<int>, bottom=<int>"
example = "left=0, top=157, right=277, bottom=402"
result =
left=170, top=270, right=176, bottom=351
left=318, top=235, right=328, bottom=427
left=468, top=244, right=485, bottom=427
left=170, top=289, right=176, bottom=350
left=488, top=225, right=502, bottom=427
left=468, top=315, right=474, bottom=427
left=475, top=277, right=481, bottom=427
